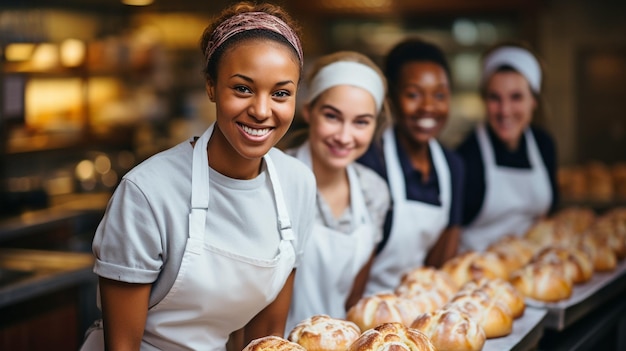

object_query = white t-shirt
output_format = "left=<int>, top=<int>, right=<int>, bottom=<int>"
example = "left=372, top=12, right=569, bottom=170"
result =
left=92, top=138, right=316, bottom=307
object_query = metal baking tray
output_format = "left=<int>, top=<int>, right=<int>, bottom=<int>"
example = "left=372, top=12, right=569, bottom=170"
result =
left=524, top=258, right=626, bottom=330
left=482, top=307, right=547, bottom=351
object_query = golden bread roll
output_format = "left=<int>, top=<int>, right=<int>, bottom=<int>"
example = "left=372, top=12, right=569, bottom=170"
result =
left=394, top=282, right=449, bottom=313
left=554, top=207, right=596, bottom=235
left=590, top=214, right=626, bottom=260
left=411, top=308, right=486, bottom=351
left=531, top=246, right=593, bottom=284
left=525, top=218, right=570, bottom=247
left=442, top=251, right=509, bottom=287
left=243, top=336, right=306, bottom=351
left=576, top=233, right=617, bottom=272
left=459, top=277, right=525, bottom=319
left=397, top=267, right=458, bottom=298
left=509, top=261, right=573, bottom=302
left=487, top=235, right=538, bottom=274
left=287, top=314, right=361, bottom=351
left=444, top=289, right=513, bottom=338
left=348, top=322, right=436, bottom=351
left=346, top=294, right=425, bottom=332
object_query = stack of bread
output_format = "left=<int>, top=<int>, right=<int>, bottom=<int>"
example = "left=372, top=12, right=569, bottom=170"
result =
left=348, top=323, right=436, bottom=351
left=288, top=315, right=361, bottom=351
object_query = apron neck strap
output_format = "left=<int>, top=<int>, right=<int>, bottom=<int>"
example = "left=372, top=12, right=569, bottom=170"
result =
left=264, top=154, right=295, bottom=242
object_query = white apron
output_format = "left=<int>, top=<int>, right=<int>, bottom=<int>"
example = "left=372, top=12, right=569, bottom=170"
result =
left=460, top=123, right=551, bottom=252
left=81, top=123, right=296, bottom=351
left=365, top=128, right=450, bottom=295
left=286, top=142, right=376, bottom=333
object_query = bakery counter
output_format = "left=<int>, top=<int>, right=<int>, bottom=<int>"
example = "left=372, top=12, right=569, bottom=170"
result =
left=0, top=248, right=98, bottom=350
left=0, top=248, right=95, bottom=308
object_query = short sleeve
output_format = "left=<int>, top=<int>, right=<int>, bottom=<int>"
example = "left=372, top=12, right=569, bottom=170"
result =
left=92, top=179, right=163, bottom=283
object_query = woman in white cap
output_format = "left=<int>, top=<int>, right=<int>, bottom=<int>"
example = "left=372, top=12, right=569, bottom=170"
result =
left=283, top=51, right=391, bottom=333
left=358, top=38, right=465, bottom=295
left=457, top=42, right=558, bottom=252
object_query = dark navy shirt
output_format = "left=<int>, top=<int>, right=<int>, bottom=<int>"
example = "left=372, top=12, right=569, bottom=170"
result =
left=455, top=124, right=559, bottom=226
left=357, top=128, right=465, bottom=253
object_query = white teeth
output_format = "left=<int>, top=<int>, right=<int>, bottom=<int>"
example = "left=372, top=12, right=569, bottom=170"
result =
left=241, top=124, right=270, bottom=136
left=417, top=118, right=437, bottom=129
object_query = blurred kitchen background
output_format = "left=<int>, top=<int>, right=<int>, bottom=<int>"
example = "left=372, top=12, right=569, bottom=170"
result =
left=0, top=0, right=625, bottom=349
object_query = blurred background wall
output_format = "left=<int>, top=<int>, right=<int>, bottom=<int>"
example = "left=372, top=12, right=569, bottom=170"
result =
left=1, top=0, right=625, bottom=212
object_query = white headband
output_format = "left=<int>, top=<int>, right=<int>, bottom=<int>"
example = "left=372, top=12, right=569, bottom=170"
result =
left=307, top=61, right=385, bottom=112
left=482, top=46, right=542, bottom=93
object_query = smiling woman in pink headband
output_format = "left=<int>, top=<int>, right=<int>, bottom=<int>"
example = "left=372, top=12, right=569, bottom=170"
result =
left=457, top=42, right=559, bottom=252
left=80, top=2, right=317, bottom=350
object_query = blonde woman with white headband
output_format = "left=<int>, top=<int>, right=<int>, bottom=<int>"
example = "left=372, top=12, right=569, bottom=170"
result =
left=283, top=51, right=391, bottom=333
left=457, top=42, right=558, bottom=252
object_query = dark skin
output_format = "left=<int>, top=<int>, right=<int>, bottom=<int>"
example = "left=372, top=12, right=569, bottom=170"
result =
left=391, top=61, right=459, bottom=267
left=99, top=38, right=301, bottom=350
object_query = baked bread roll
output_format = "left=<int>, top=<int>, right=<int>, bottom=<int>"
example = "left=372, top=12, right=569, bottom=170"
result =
left=554, top=207, right=596, bottom=235
left=444, top=289, right=513, bottom=338
left=287, top=314, right=361, bottom=351
left=525, top=218, right=569, bottom=247
left=531, top=246, right=593, bottom=284
left=576, top=233, right=617, bottom=272
left=346, top=294, right=424, bottom=331
left=487, top=235, right=538, bottom=274
left=442, top=251, right=509, bottom=287
left=348, top=322, right=436, bottom=351
left=509, top=261, right=573, bottom=302
left=396, top=267, right=458, bottom=298
left=459, top=277, right=525, bottom=319
left=589, top=214, right=626, bottom=260
left=243, top=336, right=306, bottom=351
left=394, top=281, right=449, bottom=313
left=411, top=308, right=486, bottom=351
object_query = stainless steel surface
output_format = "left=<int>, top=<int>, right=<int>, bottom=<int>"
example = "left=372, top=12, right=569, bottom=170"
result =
left=483, top=307, right=547, bottom=351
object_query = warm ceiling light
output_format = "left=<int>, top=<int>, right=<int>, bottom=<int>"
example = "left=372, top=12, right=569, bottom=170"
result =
left=121, top=0, right=154, bottom=5
left=60, top=39, right=86, bottom=67
left=5, top=43, right=36, bottom=61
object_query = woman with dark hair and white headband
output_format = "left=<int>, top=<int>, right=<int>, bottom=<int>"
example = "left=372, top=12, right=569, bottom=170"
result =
left=80, top=2, right=316, bottom=350
left=282, top=51, right=391, bottom=333
left=457, top=42, right=559, bottom=252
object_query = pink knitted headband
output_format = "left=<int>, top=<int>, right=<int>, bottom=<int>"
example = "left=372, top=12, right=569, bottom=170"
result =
left=205, top=11, right=303, bottom=69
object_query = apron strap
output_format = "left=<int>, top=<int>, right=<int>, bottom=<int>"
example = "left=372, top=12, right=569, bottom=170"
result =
left=264, top=154, right=295, bottom=242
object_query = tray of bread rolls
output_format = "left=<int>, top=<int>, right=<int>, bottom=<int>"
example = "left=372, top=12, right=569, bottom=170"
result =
left=494, top=206, right=626, bottom=331
left=338, top=264, right=548, bottom=351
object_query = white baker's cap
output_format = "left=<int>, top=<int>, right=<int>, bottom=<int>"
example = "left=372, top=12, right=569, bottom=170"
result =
left=482, top=46, right=542, bottom=93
